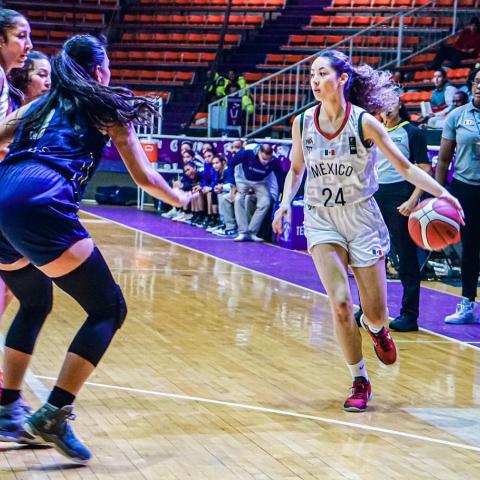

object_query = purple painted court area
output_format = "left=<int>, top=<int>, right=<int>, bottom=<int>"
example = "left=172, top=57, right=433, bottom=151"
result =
left=82, top=205, right=480, bottom=346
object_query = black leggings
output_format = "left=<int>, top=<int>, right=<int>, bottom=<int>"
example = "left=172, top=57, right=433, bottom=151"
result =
left=450, top=179, right=480, bottom=301
left=0, top=247, right=127, bottom=366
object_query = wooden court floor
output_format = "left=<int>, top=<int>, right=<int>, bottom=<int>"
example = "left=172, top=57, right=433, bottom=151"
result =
left=0, top=212, right=479, bottom=479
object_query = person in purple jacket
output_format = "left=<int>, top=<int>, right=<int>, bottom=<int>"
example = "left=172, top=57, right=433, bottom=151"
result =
left=229, top=143, right=285, bottom=242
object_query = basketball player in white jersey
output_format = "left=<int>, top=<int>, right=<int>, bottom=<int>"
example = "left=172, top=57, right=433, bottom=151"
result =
left=273, top=50, right=463, bottom=412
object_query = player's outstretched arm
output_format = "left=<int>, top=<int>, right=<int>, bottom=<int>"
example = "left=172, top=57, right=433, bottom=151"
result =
left=0, top=104, right=31, bottom=149
left=108, top=123, right=190, bottom=208
left=362, top=112, right=463, bottom=220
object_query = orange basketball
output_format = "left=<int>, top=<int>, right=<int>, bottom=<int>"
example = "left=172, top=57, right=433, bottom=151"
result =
left=408, top=197, right=461, bottom=251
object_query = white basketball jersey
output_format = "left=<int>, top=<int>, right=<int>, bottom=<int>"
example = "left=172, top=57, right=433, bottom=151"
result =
left=301, top=102, right=378, bottom=207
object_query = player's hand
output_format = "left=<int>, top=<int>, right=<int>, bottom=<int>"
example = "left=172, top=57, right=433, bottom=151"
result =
left=272, top=204, right=290, bottom=234
left=439, top=191, right=465, bottom=226
left=174, top=189, right=192, bottom=208
left=397, top=199, right=416, bottom=217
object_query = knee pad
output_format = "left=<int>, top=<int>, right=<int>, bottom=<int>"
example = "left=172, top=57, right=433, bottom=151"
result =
left=68, top=284, right=127, bottom=366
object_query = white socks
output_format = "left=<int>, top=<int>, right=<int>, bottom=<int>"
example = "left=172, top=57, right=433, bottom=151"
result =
left=361, top=314, right=383, bottom=334
left=348, top=359, right=369, bottom=381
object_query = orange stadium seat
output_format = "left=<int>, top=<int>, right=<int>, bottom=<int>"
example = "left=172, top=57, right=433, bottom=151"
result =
left=355, top=0, right=372, bottom=6
left=187, top=15, right=204, bottom=24
left=154, top=33, right=169, bottom=42
left=307, top=35, right=326, bottom=46
left=331, top=16, right=351, bottom=27
left=310, top=15, right=330, bottom=26
left=142, top=71, right=158, bottom=80
left=171, top=33, right=186, bottom=42
left=181, top=52, right=198, bottom=62
left=207, top=15, right=224, bottom=24
left=410, top=53, right=435, bottom=64
left=447, top=67, right=469, bottom=81
left=266, top=53, right=284, bottom=64
left=373, top=0, right=392, bottom=6
left=225, top=34, right=241, bottom=44
left=244, top=72, right=264, bottom=82
left=165, top=51, right=182, bottom=61
left=245, top=15, right=263, bottom=26
left=199, top=52, right=216, bottom=62
left=205, top=33, right=220, bottom=43
left=185, top=33, right=202, bottom=43
left=289, top=34, right=307, bottom=45
left=325, top=35, right=343, bottom=45
left=149, top=52, right=163, bottom=61
left=158, top=71, right=176, bottom=82
left=351, top=16, right=372, bottom=27
left=176, top=71, right=194, bottom=83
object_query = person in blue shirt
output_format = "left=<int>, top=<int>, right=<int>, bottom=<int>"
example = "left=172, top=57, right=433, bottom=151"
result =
left=0, top=35, right=190, bottom=463
left=229, top=143, right=285, bottom=242
left=173, top=161, right=206, bottom=225
left=436, top=67, right=480, bottom=324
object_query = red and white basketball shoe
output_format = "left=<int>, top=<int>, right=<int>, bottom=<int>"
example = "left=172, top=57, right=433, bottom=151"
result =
left=343, top=377, right=372, bottom=412
left=360, top=315, right=397, bottom=365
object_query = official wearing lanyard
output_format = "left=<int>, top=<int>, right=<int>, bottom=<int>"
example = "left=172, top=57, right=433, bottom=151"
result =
left=436, top=67, right=480, bottom=325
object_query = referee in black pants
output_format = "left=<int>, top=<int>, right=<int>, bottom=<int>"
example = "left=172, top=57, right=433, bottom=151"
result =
left=356, top=100, right=431, bottom=331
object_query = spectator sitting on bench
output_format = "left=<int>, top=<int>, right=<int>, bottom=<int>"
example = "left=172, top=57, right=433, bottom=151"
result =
left=172, top=161, right=205, bottom=224
left=416, top=69, right=457, bottom=129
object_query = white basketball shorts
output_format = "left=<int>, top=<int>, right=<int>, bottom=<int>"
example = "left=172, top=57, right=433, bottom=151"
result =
left=304, top=196, right=390, bottom=267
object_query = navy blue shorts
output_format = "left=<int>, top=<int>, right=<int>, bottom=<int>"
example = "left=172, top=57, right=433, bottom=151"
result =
left=0, top=162, right=90, bottom=266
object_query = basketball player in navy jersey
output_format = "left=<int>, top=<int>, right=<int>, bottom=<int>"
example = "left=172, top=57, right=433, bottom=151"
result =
left=273, top=50, right=463, bottom=412
left=0, top=35, right=190, bottom=462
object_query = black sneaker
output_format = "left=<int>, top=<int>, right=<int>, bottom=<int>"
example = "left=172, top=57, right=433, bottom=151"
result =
left=389, top=314, right=418, bottom=332
left=24, top=403, right=91, bottom=464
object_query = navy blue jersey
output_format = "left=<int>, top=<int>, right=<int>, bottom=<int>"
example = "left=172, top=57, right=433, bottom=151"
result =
left=229, top=148, right=284, bottom=189
left=200, top=162, right=215, bottom=188
left=2, top=97, right=108, bottom=201
left=181, top=171, right=203, bottom=191
left=212, top=166, right=234, bottom=187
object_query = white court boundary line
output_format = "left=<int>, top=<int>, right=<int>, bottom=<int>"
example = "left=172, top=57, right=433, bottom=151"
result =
left=34, top=374, right=480, bottom=453
left=81, top=209, right=480, bottom=352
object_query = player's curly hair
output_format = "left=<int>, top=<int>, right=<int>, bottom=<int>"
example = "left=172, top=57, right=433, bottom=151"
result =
left=19, top=34, right=158, bottom=132
left=316, top=50, right=398, bottom=114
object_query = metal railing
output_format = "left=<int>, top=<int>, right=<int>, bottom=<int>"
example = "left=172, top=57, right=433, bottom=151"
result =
left=208, top=0, right=462, bottom=138
left=136, top=97, right=163, bottom=138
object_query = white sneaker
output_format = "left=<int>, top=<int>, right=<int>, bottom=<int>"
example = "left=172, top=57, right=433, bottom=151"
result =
left=207, top=224, right=224, bottom=233
left=233, top=233, right=250, bottom=242
left=161, top=208, right=178, bottom=219
left=249, top=234, right=264, bottom=242
left=444, top=298, right=479, bottom=324
left=178, top=213, right=193, bottom=223
left=171, top=212, right=186, bottom=222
